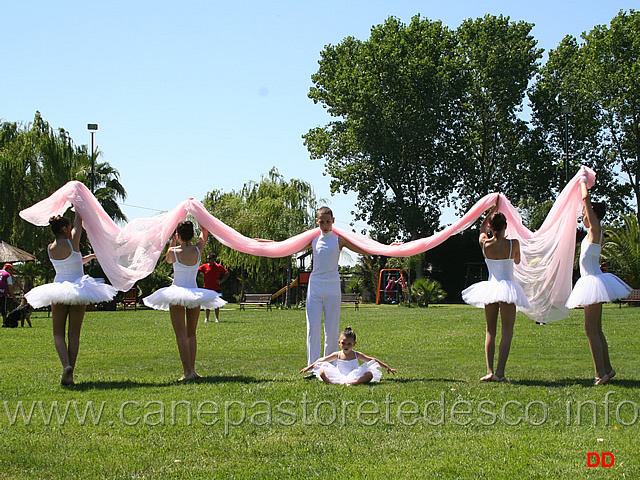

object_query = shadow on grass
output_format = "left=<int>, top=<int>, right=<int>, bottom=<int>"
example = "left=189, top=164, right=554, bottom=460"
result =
left=385, top=377, right=462, bottom=384
left=183, top=375, right=262, bottom=385
left=511, top=378, right=640, bottom=388
left=385, top=377, right=640, bottom=387
left=70, top=375, right=262, bottom=390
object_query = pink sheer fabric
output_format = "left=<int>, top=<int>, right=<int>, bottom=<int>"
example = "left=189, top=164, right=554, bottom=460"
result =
left=19, top=167, right=595, bottom=323
left=18, top=181, right=497, bottom=292
left=504, top=166, right=596, bottom=322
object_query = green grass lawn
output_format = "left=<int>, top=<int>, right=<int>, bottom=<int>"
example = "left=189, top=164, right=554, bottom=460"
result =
left=1, top=304, right=638, bottom=479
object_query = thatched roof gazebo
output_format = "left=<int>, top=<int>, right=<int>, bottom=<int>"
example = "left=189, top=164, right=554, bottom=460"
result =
left=0, top=239, right=36, bottom=264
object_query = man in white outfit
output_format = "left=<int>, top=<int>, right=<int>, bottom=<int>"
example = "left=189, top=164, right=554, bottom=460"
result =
left=302, top=207, right=368, bottom=378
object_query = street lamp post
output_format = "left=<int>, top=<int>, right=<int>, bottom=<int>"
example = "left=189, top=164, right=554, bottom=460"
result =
left=560, top=106, right=572, bottom=182
left=87, top=123, right=98, bottom=193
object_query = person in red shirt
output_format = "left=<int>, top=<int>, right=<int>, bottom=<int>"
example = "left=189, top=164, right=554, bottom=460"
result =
left=197, top=253, right=229, bottom=322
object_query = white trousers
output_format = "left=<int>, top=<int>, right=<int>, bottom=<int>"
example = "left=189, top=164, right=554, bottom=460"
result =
left=306, top=281, right=341, bottom=365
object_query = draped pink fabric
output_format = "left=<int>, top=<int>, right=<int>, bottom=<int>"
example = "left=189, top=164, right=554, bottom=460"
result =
left=503, top=166, right=596, bottom=322
left=19, top=167, right=595, bottom=323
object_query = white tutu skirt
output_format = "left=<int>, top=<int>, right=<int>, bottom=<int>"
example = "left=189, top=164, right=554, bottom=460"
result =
left=566, top=273, right=632, bottom=308
left=312, top=360, right=383, bottom=384
left=462, top=280, right=531, bottom=309
left=142, top=285, right=227, bottom=311
left=25, top=275, right=118, bottom=308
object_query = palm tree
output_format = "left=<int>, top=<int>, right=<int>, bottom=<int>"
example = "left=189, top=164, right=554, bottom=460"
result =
left=602, top=215, right=640, bottom=288
left=74, top=156, right=128, bottom=223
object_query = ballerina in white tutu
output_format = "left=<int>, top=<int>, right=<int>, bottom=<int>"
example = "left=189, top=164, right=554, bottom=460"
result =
left=462, top=203, right=530, bottom=383
left=143, top=221, right=226, bottom=381
left=566, top=179, right=631, bottom=385
left=25, top=213, right=117, bottom=386
left=299, top=326, right=396, bottom=385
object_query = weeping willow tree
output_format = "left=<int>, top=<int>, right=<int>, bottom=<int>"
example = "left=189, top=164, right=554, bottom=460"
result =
left=0, top=112, right=127, bottom=283
left=202, top=168, right=320, bottom=293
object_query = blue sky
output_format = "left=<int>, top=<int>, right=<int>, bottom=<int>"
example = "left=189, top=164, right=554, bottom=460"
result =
left=3, top=1, right=635, bottom=238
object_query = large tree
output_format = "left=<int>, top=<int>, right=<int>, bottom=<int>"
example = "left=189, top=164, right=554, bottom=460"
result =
left=305, top=15, right=553, bottom=240
left=582, top=9, right=640, bottom=220
left=455, top=15, right=547, bottom=209
left=304, top=15, right=465, bottom=241
left=530, top=10, right=640, bottom=219
left=202, top=168, right=319, bottom=293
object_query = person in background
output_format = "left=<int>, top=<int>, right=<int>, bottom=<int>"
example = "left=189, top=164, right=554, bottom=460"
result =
left=385, top=275, right=398, bottom=303
left=0, top=263, right=19, bottom=324
left=198, top=253, right=229, bottom=322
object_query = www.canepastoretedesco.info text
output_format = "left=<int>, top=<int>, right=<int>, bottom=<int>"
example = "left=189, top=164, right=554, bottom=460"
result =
left=3, top=391, right=638, bottom=434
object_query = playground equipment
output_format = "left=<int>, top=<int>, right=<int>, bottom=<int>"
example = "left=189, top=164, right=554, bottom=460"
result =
left=271, top=271, right=310, bottom=303
left=376, top=269, right=408, bottom=305
left=271, top=277, right=299, bottom=300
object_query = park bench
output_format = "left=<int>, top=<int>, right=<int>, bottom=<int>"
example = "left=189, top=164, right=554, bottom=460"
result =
left=341, top=293, right=360, bottom=310
left=239, top=293, right=273, bottom=311
left=122, top=287, right=138, bottom=311
left=619, top=289, right=640, bottom=308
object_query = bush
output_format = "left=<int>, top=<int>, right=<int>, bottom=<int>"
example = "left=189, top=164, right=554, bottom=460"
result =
left=411, top=278, right=446, bottom=307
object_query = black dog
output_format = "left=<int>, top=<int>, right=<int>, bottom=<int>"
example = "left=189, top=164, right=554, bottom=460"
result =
left=3, top=303, right=33, bottom=328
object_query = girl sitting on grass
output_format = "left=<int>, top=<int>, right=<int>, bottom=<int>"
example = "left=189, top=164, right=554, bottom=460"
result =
left=300, top=326, right=396, bottom=385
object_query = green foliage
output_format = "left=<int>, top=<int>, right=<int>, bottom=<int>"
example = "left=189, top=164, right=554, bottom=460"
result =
left=385, top=254, right=422, bottom=284
left=304, top=15, right=464, bottom=240
left=0, top=112, right=127, bottom=282
left=455, top=15, right=548, bottom=210
left=602, top=214, right=640, bottom=288
left=354, top=254, right=386, bottom=303
left=530, top=9, right=640, bottom=218
left=345, top=276, right=363, bottom=294
left=75, top=159, right=128, bottom=223
left=202, top=168, right=318, bottom=293
left=307, top=10, right=640, bottom=240
left=305, top=14, right=550, bottom=240
left=410, top=277, right=447, bottom=306
left=517, top=198, right=554, bottom=231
